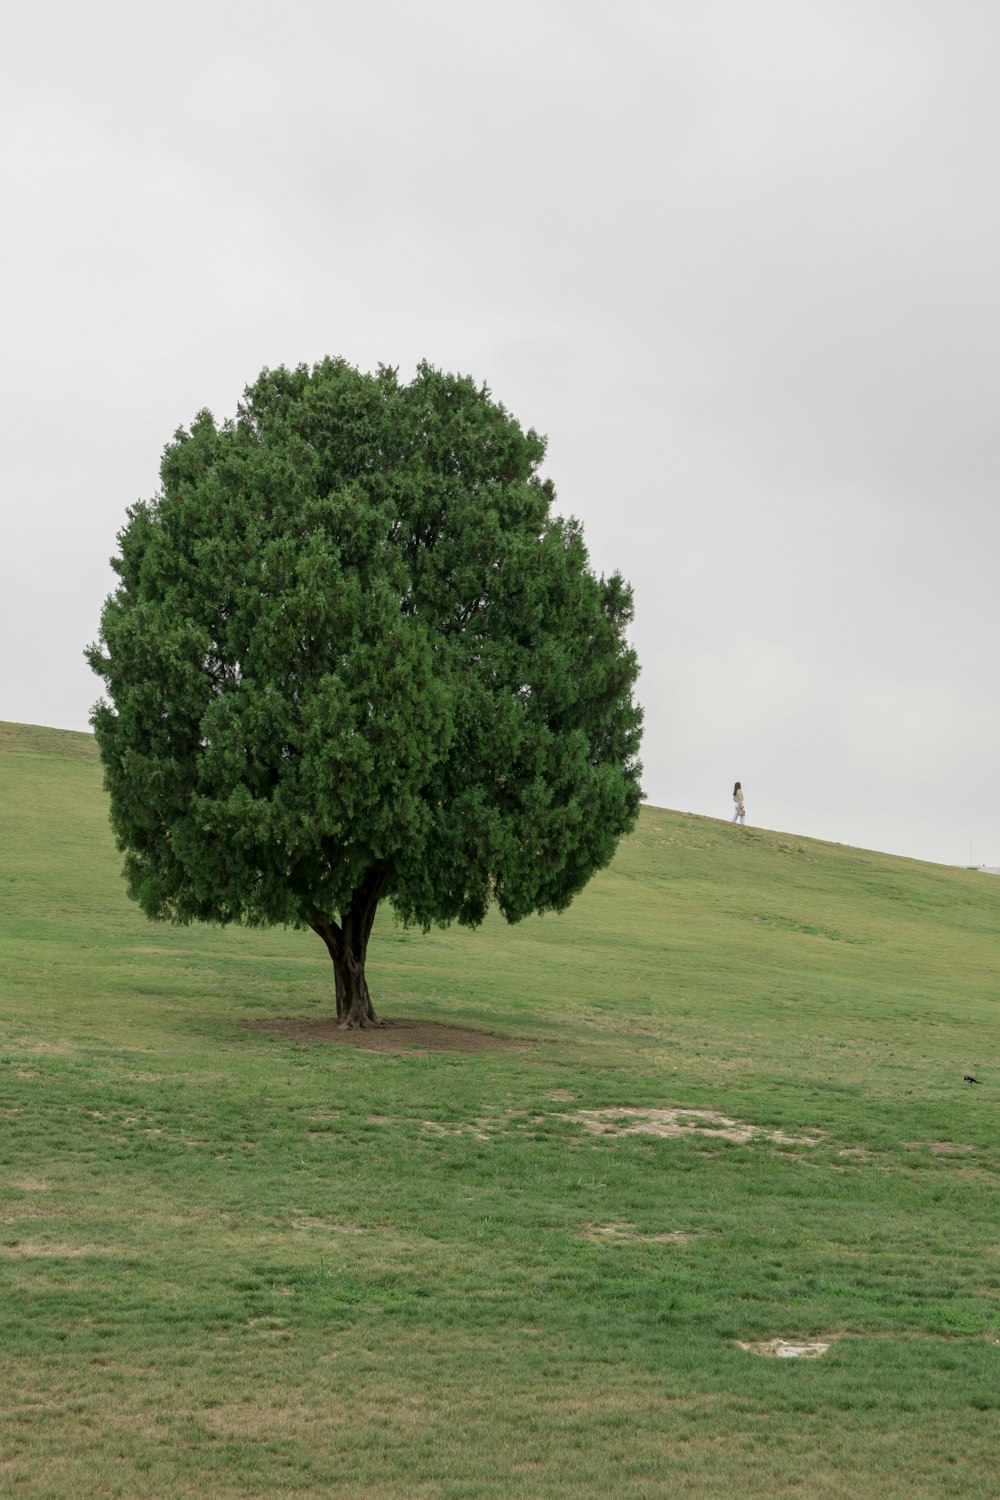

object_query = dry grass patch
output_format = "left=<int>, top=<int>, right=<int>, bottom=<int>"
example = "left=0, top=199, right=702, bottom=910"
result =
left=903, top=1141, right=978, bottom=1155
left=420, top=1119, right=492, bottom=1140
left=580, top=1222, right=694, bottom=1244
left=564, top=1106, right=823, bottom=1147
left=289, top=1216, right=370, bottom=1234
left=737, top=1337, right=833, bottom=1359
left=0, top=1242, right=118, bottom=1259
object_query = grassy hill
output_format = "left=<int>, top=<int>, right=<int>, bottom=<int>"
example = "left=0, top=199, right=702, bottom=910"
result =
left=1, top=719, right=998, bottom=1498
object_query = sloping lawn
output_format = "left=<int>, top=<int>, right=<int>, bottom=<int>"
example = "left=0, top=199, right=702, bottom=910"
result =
left=1, top=720, right=998, bottom=1497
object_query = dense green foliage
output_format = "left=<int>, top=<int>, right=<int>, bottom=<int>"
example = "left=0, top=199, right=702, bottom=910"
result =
left=86, top=360, right=642, bottom=1020
left=2, top=722, right=1000, bottom=1498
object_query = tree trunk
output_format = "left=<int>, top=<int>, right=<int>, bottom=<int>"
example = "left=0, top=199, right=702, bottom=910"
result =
left=310, top=866, right=386, bottom=1028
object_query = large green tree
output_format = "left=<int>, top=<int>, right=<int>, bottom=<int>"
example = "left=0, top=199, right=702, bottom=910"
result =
left=87, top=359, right=643, bottom=1026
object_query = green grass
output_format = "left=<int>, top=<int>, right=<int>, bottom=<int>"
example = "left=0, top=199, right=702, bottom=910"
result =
left=1, top=718, right=998, bottom=1498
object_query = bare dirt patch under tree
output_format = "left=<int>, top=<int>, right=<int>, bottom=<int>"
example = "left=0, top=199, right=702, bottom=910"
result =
left=241, top=1016, right=535, bottom=1054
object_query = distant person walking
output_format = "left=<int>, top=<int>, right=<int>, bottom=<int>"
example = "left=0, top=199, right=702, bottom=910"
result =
left=731, top=782, right=746, bottom=825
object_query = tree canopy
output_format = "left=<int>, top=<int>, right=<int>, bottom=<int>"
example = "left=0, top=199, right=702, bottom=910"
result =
left=87, top=359, right=643, bottom=1025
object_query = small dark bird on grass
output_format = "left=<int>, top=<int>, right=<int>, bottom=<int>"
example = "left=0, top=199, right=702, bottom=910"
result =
left=963, top=1075, right=981, bottom=1084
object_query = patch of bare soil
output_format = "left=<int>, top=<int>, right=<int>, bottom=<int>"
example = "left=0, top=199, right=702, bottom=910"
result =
left=0, top=1242, right=116, bottom=1258
left=581, top=1222, right=693, bottom=1244
left=290, top=1217, right=368, bottom=1234
left=420, top=1118, right=492, bottom=1140
left=241, top=1016, right=534, bottom=1054
left=737, top=1337, right=832, bottom=1359
left=903, top=1140, right=977, bottom=1155
left=564, top=1106, right=823, bottom=1147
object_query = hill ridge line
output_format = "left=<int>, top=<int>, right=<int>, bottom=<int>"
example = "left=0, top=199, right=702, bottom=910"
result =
left=0, top=719, right=974, bottom=875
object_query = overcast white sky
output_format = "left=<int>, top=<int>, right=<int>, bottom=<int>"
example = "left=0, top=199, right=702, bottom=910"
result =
left=3, top=0, right=999, bottom=868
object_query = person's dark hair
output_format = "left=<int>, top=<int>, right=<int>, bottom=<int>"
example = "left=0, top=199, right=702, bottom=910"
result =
left=733, top=782, right=741, bottom=797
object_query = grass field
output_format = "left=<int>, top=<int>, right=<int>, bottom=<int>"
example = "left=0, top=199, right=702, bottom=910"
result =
left=1, top=718, right=999, bottom=1498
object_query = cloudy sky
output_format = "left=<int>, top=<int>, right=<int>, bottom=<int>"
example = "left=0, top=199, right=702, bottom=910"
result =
left=3, top=0, right=999, bottom=868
